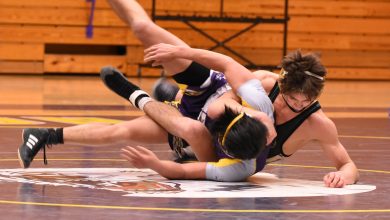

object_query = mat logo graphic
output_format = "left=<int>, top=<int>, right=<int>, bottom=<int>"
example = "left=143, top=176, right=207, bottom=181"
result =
left=0, top=168, right=375, bottom=198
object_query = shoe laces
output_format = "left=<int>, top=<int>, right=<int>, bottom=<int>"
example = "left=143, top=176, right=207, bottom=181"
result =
left=43, top=139, right=53, bottom=165
left=42, top=129, right=57, bottom=165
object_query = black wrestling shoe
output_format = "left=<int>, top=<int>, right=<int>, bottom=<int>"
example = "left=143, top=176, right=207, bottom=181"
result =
left=18, top=128, right=57, bottom=168
left=100, top=66, right=151, bottom=109
left=152, top=78, right=179, bottom=102
left=173, top=147, right=197, bottom=163
left=100, top=66, right=138, bottom=100
left=173, top=154, right=197, bottom=164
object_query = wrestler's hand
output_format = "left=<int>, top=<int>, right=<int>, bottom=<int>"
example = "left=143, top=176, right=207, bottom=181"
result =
left=265, top=122, right=277, bottom=145
left=144, top=43, right=180, bottom=66
left=121, top=146, right=159, bottom=169
left=323, top=171, right=346, bottom=188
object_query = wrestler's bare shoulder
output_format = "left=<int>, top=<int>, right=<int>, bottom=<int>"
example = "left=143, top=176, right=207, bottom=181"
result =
left=305, top=109, right=337, bottom=137
left=252, top=70, right=278, bottom=92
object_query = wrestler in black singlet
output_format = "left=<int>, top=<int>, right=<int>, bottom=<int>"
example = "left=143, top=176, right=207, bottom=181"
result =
left=267, top=82, right=321, bottom=158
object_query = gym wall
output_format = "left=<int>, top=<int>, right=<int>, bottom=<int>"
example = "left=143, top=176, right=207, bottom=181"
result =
left=0, top=0, right=389, bottom=79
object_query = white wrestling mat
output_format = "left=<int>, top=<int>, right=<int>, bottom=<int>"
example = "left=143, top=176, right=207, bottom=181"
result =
left=0, top=168, right=375, bottom=198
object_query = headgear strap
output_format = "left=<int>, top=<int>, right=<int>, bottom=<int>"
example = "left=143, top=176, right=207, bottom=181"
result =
left=304, top=71, right=324, bottom=81
left=222, top=112, right=245, bottom=146
left=280, top=68, right=324, bottom=81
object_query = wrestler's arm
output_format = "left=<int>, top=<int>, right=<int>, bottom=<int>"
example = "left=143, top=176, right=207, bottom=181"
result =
left=252, top=70, right=280, bottom=93
left=207, top=92, right=276, bottom=144
left=121, top=146, right=255, bottom=181
left=144, top=44, right=254, bottom=92
left=143, top=101, right=217, bottom=162
left=316, top=116, right=359, bottom=187
left=121, top=146, right=207, bottom=180
left=252, top=70, right=277, bottom=80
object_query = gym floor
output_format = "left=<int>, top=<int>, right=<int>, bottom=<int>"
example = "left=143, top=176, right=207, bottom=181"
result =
left=0, top=75, right=389, bottom=220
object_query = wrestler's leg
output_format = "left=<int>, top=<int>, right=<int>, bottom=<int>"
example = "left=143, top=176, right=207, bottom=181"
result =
left=153, top=61, right=212, bottom=102
left=63, top=116, right=167, bottom=145
left=18, top=115, right=168, bottom=168
left=101, top=67, right=217, bottom=162
left=107, top=0, right=191, bottom=74
left=142, top=101, right=216, bottom=162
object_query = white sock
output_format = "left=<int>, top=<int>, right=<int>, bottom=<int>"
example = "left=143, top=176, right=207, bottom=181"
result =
left=138, top=97, right=153, bottom=111
left=128, top=90, right=152, bottom=110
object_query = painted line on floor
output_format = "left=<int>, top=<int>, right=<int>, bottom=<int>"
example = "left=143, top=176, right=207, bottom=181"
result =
left=339, top=135, right=390, bottom=140
left=267, top=164, right=390, bottom=174
left=1, top=127, right=389, bottom=141
left=0, top=200, right=388, bottom=213
left=1, top=158, right=389, bottom=174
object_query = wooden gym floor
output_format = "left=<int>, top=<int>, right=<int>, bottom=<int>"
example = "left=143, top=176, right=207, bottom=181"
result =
left=0, top=74, right=389, bottom=220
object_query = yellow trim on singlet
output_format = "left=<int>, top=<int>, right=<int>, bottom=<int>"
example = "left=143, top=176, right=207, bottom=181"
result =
left=178, top=83, right=187, bottom=91
left=164, top=100, right=181, bottom=107
left=241, top=99, right=253, bottom=108
left=208, top=158, right=243, bottom=167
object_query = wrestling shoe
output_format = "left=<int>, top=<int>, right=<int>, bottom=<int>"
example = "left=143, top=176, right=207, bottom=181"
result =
left=152, top=78, right=179, bottom=102
left=173, top=146, right=197, bottom=163
left=100, top=66, right=152, bottom=110
left=18, top=128, right=59, bottom=168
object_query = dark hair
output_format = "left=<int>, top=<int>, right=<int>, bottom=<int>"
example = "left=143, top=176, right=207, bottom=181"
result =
left=209, top=106, right=268, bottom=160
left=279, top=50, right=327, bottom=100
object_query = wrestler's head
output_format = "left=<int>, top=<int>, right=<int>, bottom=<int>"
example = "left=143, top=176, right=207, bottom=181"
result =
left=209, top=106, right=268, bottom=160
left=279, top=50, right=327, bottom=113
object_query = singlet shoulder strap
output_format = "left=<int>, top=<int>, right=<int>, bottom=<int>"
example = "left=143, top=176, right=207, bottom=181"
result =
left=299, top=101, right=321, bottom=122
left=268, top=81, right=280, bottom=103
left=275, top=101, right=321, bottom=157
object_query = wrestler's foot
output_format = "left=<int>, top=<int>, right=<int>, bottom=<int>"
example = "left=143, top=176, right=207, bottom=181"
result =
left=100, top=66, right=152, bottom=109
left=18, top=128, right=59, bottom=168
left=152, top=78, right=179, bottom=102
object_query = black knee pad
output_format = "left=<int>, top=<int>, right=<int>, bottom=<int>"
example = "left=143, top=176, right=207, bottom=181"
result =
left=173, top=62, right=211, bottom=86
